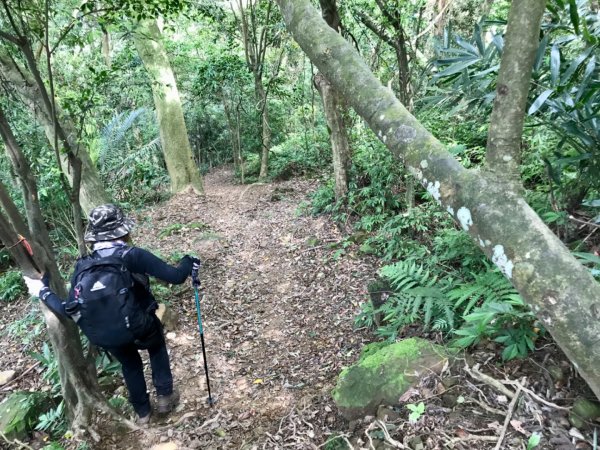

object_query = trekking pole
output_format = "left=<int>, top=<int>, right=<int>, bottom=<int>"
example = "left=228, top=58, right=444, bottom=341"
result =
left=191, top=262, right=215, bottom=407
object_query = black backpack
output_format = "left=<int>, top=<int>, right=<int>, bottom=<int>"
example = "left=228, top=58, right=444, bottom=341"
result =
left=66, top=248, right=158, bottom=349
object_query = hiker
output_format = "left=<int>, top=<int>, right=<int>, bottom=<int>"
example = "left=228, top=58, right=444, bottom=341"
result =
left=23, top=204, right=200, bottom=424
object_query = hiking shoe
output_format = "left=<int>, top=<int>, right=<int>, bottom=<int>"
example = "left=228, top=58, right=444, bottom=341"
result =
left=157, top=389, right=180, bottom=414
left=136, top=411, right=151, bottom=425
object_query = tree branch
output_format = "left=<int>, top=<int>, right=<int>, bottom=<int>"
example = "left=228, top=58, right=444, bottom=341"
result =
left=356, top=10, right=397, bottom=49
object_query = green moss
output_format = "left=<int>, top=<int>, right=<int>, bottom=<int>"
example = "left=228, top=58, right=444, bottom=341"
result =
left=332, top=338, right=449, bottom=419
left=358, top=341, right=390, bottom=361
left=358, top=338, right=427, bottom=369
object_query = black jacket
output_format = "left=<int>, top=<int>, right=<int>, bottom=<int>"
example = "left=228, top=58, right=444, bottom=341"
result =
left=40, top=244, right=193, bottom=318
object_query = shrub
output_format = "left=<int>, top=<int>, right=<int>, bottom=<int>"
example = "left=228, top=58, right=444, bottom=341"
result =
left=0, top=270, right=26, bottom=302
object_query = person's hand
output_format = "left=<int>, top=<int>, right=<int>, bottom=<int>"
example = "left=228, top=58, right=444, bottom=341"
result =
left=183, top=255, right=201, bottom=271
left=191, top=257, right=200, bottom=272
left=23, top=275, right=45, bottom=297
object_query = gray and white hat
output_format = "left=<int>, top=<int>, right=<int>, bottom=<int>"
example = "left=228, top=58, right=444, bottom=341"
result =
left=84, top=204, right=135, bottom=242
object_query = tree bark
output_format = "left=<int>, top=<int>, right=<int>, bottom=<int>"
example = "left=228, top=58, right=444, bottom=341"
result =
left=0, top=47, right=110, bottom=214
left=0, top=114, right=112, bottom=431
left=133, top=19, right=204, bottom=194
left=315, top=73, right=350, bottom=199
left=316, top=0, right=350, bottom=200
left=485, top=0, right=546, bottom=184
left=234, top=0, right=274, bottom=181
left=276, top=0, right=600, bottom=400
left=255, top=78, right=271, bottom=180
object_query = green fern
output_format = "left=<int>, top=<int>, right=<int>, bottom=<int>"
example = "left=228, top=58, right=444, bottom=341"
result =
left=373, top=261, right=455, bottom=337
left=448, top=269, right=519, bottom=316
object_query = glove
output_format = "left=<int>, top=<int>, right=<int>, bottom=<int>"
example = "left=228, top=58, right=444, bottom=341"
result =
left=183, top=255, right=201, bottom=272
left=23, top=275, right=46, bottom=298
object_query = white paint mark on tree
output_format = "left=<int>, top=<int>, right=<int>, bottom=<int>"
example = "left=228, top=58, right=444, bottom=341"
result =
left=492, top=244, right=514, bottom=279
left=502, top=155, right=513, bottom=162
left=427, top=180, right=441, bottom=203
left=457, top=207, right=473, bottom=231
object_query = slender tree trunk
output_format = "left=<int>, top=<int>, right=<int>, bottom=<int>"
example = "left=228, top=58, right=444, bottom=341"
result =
left=276, top=0, right=600, bottom=400
left=236, top=103, right=245, bottom=184
left=315, top=73, right=350, bottom=199
left=222, top=93, right=243, bottom=176
left=133, top=20, right=204, bottom=194
left=255, top=76, right=271, bottom=180
left=485, top=0, right=546, bottom=185
left=317, top=0, right=350, bottom=200
left=101, top=27, right=111, bottom=68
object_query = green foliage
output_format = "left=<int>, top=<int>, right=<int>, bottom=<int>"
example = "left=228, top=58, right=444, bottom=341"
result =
left=406, top=402, right=425, bottom=423
left=6, top=305, right=45, bottom=349
left=41, top=443, right=66, bottom=450
left=30, top=343, right=62, bottom=396
left=356, top=255, right=538, bottom=360
left=365, top=203, right=451, bottom=261
left=356, top=260, right=455, bottom=340
left=527, top=432, right=541, bottom=450
left=268, top=128, right=330, bottom=181
left=425, top=2, right=600, bottom=201
left=36, top=401, right=67, bottom=437
left=454, top=298, right=540, bottom=360
left=0, top=270, right=26, bottom=302
left=98, top=109, right=168, bottom=205
left=311, top=132, right=405, bottom=227
left=324, top=434, right=350, bottom=450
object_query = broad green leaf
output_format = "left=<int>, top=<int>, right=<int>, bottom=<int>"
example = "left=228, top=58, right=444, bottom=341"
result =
left=550, top=44, right=560, bottom=86
left=434, top=58, right=479, bottom=78
left=575, top=56, right=596, bottom=102
left=534, top=34, right=549, bottom=72
left=528, top=89, right=554, bottom=115
left=561, top=47, right=593, bottom=84
left=573, top=252, right=600, bottom=265
left=455, top=35, right=478, bottom=55
left=474, top=23, right=484, bottom=55
left=568, top=0, right=580, bottom=35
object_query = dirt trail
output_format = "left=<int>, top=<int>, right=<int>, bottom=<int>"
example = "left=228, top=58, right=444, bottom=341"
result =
left=133, top=167, right=378, bottom=449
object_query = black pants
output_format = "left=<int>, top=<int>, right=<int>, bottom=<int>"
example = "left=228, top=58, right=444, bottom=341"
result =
left=107, top=333, right=173, bottom=417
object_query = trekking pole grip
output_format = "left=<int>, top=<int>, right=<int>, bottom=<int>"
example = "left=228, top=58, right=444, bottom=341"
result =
left=191, top=259, right=201, bottom=288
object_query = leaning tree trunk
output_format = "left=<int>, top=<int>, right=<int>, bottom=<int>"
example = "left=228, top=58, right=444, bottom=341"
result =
left=316, top=0, right=350, bottom=200
left=276, top=0, right=600, bottom=400
left=133, top=20, right=204, bottom=194
left=0, top=48, right=110, bottom=214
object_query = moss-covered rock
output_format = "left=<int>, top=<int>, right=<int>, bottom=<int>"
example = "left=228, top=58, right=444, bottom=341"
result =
left=570, top=398, right=600, bottom=427
left=0, top=391, right=53, bottom=441
left=332, top=338, right=449, bottom=420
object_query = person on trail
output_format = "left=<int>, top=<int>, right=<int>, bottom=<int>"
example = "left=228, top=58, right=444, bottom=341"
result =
left=23, top=204, right=200, bottom=425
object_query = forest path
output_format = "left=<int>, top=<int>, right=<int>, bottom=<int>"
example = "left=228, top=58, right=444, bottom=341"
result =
left=133, top=167, right=377, bottom=449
